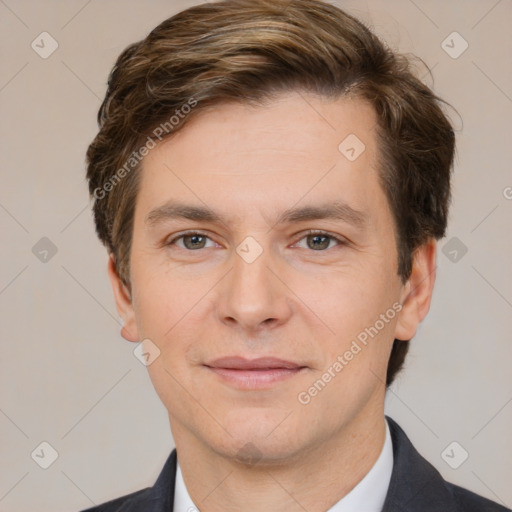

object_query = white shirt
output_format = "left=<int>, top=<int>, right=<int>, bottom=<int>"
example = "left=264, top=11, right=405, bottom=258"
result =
left=173, top=420, right=393, bottom=512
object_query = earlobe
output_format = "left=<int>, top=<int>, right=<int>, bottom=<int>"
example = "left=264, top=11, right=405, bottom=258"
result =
left=394, top=240, right=437, bottom=341
left=120, top=325, right=139, bottom=342
left=107, top=254, right=140, bottom=343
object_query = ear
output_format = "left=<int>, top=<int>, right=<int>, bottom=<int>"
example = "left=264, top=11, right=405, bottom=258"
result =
left=107, top=254, right=140, bottom=342
left=394, top=239, right=437, bottom=341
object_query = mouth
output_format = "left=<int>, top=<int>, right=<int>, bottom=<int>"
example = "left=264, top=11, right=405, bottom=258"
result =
left=204, top=357, right=307, bottom=390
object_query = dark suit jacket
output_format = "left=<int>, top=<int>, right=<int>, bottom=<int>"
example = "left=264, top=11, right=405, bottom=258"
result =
left=82, top=417, right=510, bottom=511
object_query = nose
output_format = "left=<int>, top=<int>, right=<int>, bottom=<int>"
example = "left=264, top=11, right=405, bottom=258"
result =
left=215, top=242, right=293, bottom=334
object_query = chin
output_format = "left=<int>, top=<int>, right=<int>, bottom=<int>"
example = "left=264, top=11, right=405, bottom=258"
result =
left=214, top=438, right=304, bottom=468
left=204, top=413, right=310, bottom=467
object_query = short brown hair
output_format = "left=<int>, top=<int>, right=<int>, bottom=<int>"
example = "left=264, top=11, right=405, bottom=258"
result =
left=86, top=0, right=455, bottom=386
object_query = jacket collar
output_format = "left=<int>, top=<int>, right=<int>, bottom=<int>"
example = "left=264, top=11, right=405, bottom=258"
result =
left=382, top=416, right=454, bottom=511
left=143, top=416, right=475, bottom=512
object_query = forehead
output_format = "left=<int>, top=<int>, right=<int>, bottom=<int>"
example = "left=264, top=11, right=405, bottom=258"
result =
left=148, top=92, right=378, bottom=169
left=136, top=92, right=385, bottom=226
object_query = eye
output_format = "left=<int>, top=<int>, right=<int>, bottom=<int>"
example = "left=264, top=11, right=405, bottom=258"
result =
left=295, top=230, right=345, bottom=251
left=168, top=231, right=216, bottom=250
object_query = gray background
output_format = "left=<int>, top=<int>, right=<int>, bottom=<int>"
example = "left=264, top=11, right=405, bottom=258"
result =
left=1, top=0, right=511, bottom=510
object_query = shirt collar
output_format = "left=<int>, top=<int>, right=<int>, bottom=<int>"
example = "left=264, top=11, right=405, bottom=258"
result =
left=327, top=419, right=393, bottom=512
left=173, top=419, right=393, bottom=512
left=173, top=459, right=199, bottom=512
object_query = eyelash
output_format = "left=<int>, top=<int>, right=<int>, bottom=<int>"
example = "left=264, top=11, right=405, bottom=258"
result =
left=165, top=229, right=347, bottom=252
left=298, top=230, right=347, bottom=250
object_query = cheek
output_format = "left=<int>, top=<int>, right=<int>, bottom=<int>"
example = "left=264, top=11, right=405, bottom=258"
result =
left=131, top=269, right=219, bottom=392
left=296, top=264, right=399, bottom=365
left=299, top=269, right=387, bottom=330
left=131, top=255, right=203, bottom=340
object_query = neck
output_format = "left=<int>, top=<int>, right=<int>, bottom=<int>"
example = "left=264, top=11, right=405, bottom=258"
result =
left=171, top=409, right=387, bottom=512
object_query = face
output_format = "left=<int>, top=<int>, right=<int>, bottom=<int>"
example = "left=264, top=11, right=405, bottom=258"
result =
left=110, top=91, right=434, bottom=463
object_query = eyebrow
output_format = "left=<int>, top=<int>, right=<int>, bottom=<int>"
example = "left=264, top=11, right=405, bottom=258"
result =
left=276, top=202, right=367, bottom=227
left=145, top=200, right=368, bottom=229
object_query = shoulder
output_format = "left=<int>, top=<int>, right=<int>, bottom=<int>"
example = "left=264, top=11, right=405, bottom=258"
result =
left=80, top=488, right=152, bottom=512
left=79, top=450, right=178, bottom=512
left=447, top=482, right=510, bottom=512
left=384, top=417, right=510, bottom=512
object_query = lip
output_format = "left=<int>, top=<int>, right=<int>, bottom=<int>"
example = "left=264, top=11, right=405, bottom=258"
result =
left=204, top=357, right=307, bottom=390
left=207, top=356, right=302, bottom=370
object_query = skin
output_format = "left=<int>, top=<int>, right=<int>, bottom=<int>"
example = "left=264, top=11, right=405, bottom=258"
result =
left=108, top=91, right=437, bottom=512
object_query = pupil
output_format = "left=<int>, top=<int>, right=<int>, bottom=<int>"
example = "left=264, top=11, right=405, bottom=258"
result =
left=309, top=235, right=329, bottom=250
left=185, top=235, right=205, bottom=249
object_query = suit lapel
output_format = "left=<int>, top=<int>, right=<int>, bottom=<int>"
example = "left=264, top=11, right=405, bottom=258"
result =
left=145, top=449, right=178, bottom=511
left=382, top=417, right=455, bottom=511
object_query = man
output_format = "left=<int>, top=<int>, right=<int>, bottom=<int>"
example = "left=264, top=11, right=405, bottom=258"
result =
left=83, top=0, right=509, bottom=510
